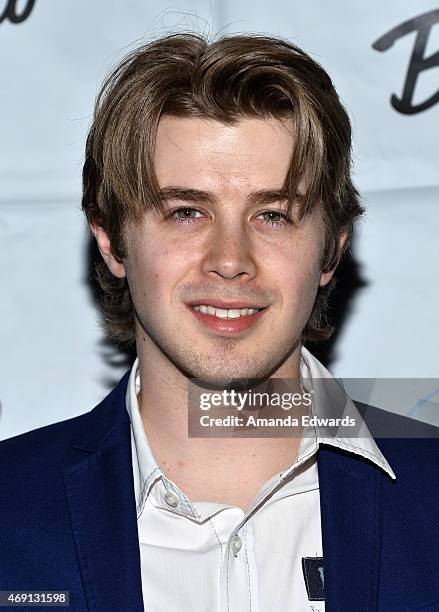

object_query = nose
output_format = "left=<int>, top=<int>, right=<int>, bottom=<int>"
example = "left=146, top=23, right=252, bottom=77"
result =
left=201, top=217, right=258, bottom=280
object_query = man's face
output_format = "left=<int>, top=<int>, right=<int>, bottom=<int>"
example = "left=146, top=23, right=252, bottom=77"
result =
left=100, top=116, right=339, bottom=385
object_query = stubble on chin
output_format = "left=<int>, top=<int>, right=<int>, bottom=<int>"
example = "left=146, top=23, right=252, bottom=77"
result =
left=167, top=332, right=301, bottom=389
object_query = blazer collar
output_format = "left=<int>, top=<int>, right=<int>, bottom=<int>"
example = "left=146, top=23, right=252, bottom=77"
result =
left=317, top=443, right=387, bottom=612
left=69, top=371, right=132, bottom=453
left=63, top=372, right=144, bottom=611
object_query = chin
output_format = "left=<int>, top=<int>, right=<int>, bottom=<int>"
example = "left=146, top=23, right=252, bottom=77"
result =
left=185, top=362, right=270, bottom=391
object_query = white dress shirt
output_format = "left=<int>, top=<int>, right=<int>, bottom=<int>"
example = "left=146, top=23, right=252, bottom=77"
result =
left=126, top=347, right=395, bottom=612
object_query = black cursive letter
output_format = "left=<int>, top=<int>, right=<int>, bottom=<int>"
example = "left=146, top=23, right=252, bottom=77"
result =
left=373, top=9, right=439, bottom=114
left=0, top=0, right=36, bottom=25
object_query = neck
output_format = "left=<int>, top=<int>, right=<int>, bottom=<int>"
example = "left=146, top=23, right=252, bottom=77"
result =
left=135, top=332, right=305, bottom=509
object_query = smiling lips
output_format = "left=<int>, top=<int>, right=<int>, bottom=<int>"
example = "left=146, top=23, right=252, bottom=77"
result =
left=187, top=301, right=269, bottom=334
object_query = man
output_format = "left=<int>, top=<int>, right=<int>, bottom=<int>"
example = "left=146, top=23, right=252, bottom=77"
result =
left=1, top=33, right=438, bottom=612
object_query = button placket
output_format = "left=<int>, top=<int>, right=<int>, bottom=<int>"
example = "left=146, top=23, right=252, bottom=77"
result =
left=230, top=534, right=242, bottom=557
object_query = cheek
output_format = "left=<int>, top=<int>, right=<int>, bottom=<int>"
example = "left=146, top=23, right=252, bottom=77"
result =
left=285, top=268, right=321, bottom=307
left=275, top=243, right=323, bottom=311
left=127, top=238, right=193, bottom=305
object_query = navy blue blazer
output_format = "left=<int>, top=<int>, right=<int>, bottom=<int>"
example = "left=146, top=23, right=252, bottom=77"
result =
left=1, top=372, right=438, bottom=611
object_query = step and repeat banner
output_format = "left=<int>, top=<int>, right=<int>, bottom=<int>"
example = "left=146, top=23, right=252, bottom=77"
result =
left=1, top=0, right=438, bottom=438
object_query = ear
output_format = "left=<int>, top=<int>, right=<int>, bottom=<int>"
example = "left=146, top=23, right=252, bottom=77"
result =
left=90, top=224, right=126, bottom=279
left=319, top=230, right=348, bottom=288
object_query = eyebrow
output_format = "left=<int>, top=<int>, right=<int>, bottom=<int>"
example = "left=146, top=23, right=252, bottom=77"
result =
left=157, top=186, right=304, bottom=206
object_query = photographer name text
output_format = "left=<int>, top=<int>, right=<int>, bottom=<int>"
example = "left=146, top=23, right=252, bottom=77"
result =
left=199, top=415, right=356, bottom=428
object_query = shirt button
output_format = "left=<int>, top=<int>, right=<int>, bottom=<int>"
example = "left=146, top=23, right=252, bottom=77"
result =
left=164, top=491, right=180, bottom=508
left=230, top=534, right=242, bottom=557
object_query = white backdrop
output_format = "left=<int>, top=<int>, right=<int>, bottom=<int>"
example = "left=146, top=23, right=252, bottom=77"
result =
left=1, top=0, right=438, bottom=439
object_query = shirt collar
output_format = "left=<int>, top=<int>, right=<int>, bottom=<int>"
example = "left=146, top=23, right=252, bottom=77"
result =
left=126, top=361, right=158, bottom=512
left=296, top=346, right=396, bottom=480
left=126, top=347, right=396, bottom=513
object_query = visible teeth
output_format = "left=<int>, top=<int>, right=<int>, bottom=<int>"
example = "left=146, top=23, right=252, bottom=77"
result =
left=193, top=305, right=262, bottom=318
left=227, top=309, right=241, bottom=319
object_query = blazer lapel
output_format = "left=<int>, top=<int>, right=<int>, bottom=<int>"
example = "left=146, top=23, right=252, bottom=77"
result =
left=317, top=445, right=384, bottom=612
left=63, top=374, right=143, bottom=611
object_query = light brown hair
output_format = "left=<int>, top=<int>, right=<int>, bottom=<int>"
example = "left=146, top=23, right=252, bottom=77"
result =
left=82, top=32, right=364, bottom=346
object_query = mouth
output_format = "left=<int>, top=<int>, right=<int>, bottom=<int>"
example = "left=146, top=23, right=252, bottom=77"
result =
left=193, top=304, right=265, bottom=319
left=186, top=302, right=269, bottom=334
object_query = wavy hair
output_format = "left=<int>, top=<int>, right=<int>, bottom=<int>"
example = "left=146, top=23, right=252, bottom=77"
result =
left=82, top=32, right=364, bottom=346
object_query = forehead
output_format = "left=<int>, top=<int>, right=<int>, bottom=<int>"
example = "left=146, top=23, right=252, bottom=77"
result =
left=154, top=116, right=297, bottom=193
